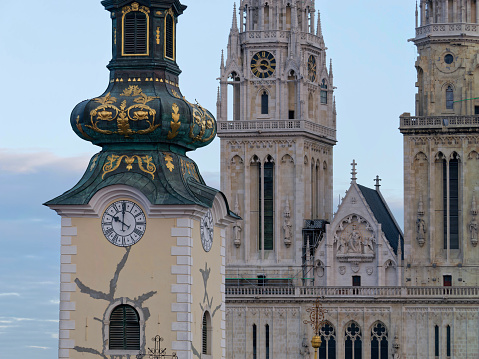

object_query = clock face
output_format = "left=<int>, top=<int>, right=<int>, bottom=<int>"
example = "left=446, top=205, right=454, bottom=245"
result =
left=200, top=210, right=214, bottom=252
left=308, top=55, right=317, bottom=82
left=101, top=200, right=146, bottom=247
left=251, top=51, right=276, bottom=78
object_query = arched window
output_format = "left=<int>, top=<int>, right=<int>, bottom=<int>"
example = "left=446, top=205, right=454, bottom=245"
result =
left=202, top=311, right=211, bottom=355
left=109, top=305, right=140, bottom=350
left=446, top=325, right=451, bottom=357
left=123, top=11, right=148, bottom=55
left=165, top=12, right=175, bottom=60
left=261, top=91, right=269, bottom=114
left=345, top=322, right=362, bottom=359
left=318, top=321, right=336, bottom=359
left=253, top=324, right=257, bottom=359
left=371, top=322, right=388, bottom=359
left=446, top=86, right=454, bottom=109
left=434, top=325, right=440, bottom=357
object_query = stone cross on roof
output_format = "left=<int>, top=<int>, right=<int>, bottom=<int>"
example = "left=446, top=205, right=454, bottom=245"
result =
left=374, top=175, right=382, bottom=191
left=351, top=160, right=357, bottom=183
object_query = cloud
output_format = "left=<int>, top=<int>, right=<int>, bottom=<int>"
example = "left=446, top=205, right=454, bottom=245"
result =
left=0, top=317, right=58, bottom=323
left=49, top=299, right=60, bottom=305
left=27, top=346, right=50, bottom=350
left=0, top=293, right=20, bottom=297
left=0, top=148, right=91, bottom=174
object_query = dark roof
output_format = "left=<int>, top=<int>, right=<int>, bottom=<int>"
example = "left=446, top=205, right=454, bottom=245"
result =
left=357, top=184, right=404, bottom=257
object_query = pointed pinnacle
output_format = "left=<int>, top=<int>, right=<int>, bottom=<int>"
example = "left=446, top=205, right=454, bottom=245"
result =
left=232, top=3, right=238, bottom=31
left=221, top=49, right=225, bottom=68
left=217, top=87, right=221, bottom=102
left=316, top=11, right=322, bottom=37
left=329, top=59, right=333, bottom=78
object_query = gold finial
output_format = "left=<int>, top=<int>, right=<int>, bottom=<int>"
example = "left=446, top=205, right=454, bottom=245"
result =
left=303, top=299, right=327, bottom=359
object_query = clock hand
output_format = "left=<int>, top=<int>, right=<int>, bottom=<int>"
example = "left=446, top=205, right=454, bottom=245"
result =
left=112, top=215, right=131, bottom=230
left=121, top=202, right=126, bottom=231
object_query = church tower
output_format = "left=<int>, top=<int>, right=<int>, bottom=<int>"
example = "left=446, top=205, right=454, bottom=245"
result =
left=217, top=0, right=336, bottom=285
left=46, top=1, right=236, bottom=358
left=400, top=0, right=479, bottom=286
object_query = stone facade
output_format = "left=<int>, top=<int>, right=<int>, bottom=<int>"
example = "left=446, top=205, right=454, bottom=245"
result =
left=222, top=1, right=479, bottom=359
left=217, top=0, right=336, bottom=283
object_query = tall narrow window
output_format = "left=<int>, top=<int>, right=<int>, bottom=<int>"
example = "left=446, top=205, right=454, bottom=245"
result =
left=261, top=91, right=269, bottom=114
left=202, top=311, right=211, bottom=355
left=446, top=325, right=451, bottom=357
left=259, top=157, right=274, bottom=250
left=371, top=322, right=388, bottom=359
left=123, top=11, right=148, bottom=55
left=109, top=305, right=140, bottom=350
left=253, top=324, right=257, bottom=359
left=435, top=325, right=439, bottom=357
left=345, top=322, right=362, bottom=359
left=446, top=86, right=454, bottom=109
left=318, top=322, right=336, bottom=359
left=165, top=13, right=175, bottom=60
left=265, top=324, right=270, bottom=359
left=443, top=155, right=460, bottom=250
left=320, top=79, right=328, bottom=104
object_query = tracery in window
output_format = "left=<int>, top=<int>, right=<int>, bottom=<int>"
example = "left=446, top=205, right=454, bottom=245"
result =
left=345, top=322, right=362, bottom=359
left=370, top=322, right=388, bottom=359
left=318, top=321, right=336, bottom=359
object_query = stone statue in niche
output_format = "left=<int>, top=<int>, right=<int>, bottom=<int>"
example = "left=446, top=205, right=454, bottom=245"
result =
left=299, top=336, right=310, bottom=358
left=416, top=218, right=426, bottom=247
left=470, top=217, right=478, bottom=247
left=233, top=195, right=242, bottom=248
left=283, top=197, right=292, bottom=247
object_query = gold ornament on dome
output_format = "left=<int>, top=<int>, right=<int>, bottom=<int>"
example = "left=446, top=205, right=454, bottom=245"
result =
left=180, top=158, right=200, bottom=182
left=167, top=103, right=181, bottom=140
left=164, top=153, right=175, bottom=172
left=87, top=86, right=160, bottom=138
left=171, top=89, right=216, bottom=143
left=102, top=154, right=156, bottom=179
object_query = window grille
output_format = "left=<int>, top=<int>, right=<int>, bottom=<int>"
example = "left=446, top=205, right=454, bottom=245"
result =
left=446, top=86, right=454, bottom=109
left=165, top=14, right=174, bottom=59
left=109, top=305, right=140, bottom=350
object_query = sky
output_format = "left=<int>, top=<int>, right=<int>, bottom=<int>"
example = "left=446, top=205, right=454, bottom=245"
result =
left=0, top=0, right=417, bottom=357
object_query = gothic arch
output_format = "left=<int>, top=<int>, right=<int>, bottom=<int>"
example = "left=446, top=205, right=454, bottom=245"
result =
left=441, top=81, right=456, bottom=91
left=414, top=151, right=428, bottom=162
left=263, top=154, right=275, bottom=164
left=281, top=154, right=294, bottom=164
left=434, top=151, right=445, bottom=162
left=231, top=155, right=244, bottom=165
left=468, top=150, right=479, bottom=160
left=450, top=151, right=461, bottom=161
left=251, top=155, right=261, bottom=164
left=370, top=321, right=388, bottom=359
left=304, top=155, right=308, bottom=165
left=323, top=161, right=328, bottom=170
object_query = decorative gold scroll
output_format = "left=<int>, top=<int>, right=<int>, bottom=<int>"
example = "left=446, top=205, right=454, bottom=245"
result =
left=76, top=116, right=93, bottom=140
left=171, top=89, right=216, bottom=143
left=102, top=154, right=156, bottom=179
left=87, top=86, right=160, bottom=138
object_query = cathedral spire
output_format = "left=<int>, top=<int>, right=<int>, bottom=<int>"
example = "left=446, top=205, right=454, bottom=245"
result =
left=329, top=58, right=334, bottom=81
left=351, top=160, right=358, bottom=183
left=221, top=49, right=225, bottom=69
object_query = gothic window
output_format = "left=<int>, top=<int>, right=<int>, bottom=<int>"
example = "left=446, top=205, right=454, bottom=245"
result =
left=165, top=12, right=175, bottom=60
left=259, top=156, right=274, bottom=250
left=434, top=325, right=439, bottom=357
left=265, top=324, right=270, bottom=359
left=446, top=325, right=451, bottom=357
left=253, top=324, right=257, bottom=359
left=261, top=91, right=269, bottom=114
left=321, top=79, right=328, bottom=104
left=446, top=86, right=454, bottom=109
left=345, top=322, right=362, bottom=359
left=370, top=322, right=388, bottom=359
left=123, top=11, right=148, bottom=55
left=109, top=305, right=140, bottom=350
left=318, top=322, right=336, bottom=359
left=443, top=154, right=460, bottom=250
left=202, top=311, right=211, bottom=355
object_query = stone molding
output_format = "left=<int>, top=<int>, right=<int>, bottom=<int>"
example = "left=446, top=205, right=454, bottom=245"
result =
left=58, top=218, right=77, bottom=358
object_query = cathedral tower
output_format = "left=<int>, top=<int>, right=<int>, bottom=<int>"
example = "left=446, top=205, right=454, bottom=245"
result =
left=400, top=0, right=479, bottom=286
left=217, top=0, right=336, bottom=285
left=46, top=1, right=236, bottom=358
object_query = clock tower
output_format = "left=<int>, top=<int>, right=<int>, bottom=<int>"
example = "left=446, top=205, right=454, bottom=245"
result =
left=400, top=0, right=479, bottom=286
left=217, top=0, right=336, bottom=285
left=46, top=1, right=236, bottom=359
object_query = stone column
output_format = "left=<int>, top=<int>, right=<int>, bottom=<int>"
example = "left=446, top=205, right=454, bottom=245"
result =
left=445, top=0, right=449, bottom=22
left=269, top=5, right=273, bottom=31
left=259, top=4, right=263, bottom=31
left=476, top=0, right=479, bottom=22
left=447, top=157, right=450, bottom=262
left=221, top=82, right=228, bottom=121
left=421, top=0, right=426, bottom=25
left=245, top=160, right=251, bottom=264
left=261, top=160, right=265, bottom=261
left=311, top=11, right=315, bottom=34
